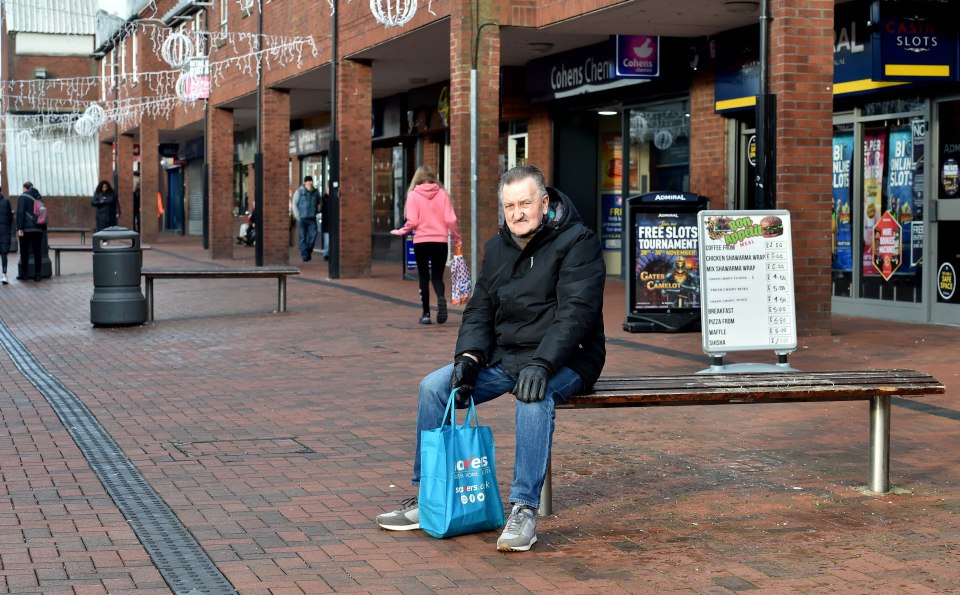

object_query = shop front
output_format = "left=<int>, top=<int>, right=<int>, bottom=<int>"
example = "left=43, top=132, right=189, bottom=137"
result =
left=716, top=0, right=960, bottom=326
left=526, top=37, right=692, bottom=278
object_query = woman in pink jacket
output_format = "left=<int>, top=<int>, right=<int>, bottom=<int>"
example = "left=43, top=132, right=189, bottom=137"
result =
left=391, top=165, right=462, bottom=325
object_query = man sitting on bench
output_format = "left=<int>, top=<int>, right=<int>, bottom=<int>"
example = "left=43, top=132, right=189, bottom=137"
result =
left=376, top=165, right=606, bottom=552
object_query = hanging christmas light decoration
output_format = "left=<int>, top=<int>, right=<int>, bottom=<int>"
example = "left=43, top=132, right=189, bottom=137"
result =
left=73, top=115, right=99, bottom=137
left=84, top=103, right=107, bottom=128
left=17, top=130, right=33, bottom=147
left=175, top=73, right=201, bottom=103
left=52, top=140, right=67, bottom=155
left=161, top=32, right=195, bottom=69
left=654, top=129, right=674, bottom=150
left=370, top=0, right=418, bottom=27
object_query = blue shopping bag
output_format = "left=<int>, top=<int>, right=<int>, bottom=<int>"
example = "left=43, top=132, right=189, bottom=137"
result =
left=419, top=390, right=505, bottom=538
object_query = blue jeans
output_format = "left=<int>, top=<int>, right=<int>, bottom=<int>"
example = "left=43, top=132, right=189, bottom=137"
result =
left=298, top=218, right=318, bottom=260
left=413, top=363, right=584, bottom=509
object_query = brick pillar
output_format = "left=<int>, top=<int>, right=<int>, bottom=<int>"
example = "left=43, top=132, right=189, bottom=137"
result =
left=259, top=87, right=290, bottom=265
left=689, top=67, right=727, bottom=203
left=527, top=106, right=552, bottom=183
left=139, top=121, right=159, bottom=244
left=337, top=59, right=372, bottom=278
left=449, top=0, right=502, bottom=262
left=98, top=141, right=112, bottom=191
left=208, top=107, right=235, bottom=259
left=117, top=134, right=134, bottom=229
left=770, top=0, right=834, bottom=336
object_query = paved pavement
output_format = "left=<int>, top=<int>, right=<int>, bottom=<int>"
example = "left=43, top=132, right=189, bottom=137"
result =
left=0, top=233, right=958, bottom=594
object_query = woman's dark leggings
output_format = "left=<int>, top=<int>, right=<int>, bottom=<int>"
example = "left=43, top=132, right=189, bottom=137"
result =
left=1, top=252, right=7, bottom=273
left=413, top=242, right=447, bottom=314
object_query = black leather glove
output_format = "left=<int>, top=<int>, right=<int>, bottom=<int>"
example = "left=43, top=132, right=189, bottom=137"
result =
left=450, top=354, right=481, bottom=406
left=513, top=363, right=552, bottom=403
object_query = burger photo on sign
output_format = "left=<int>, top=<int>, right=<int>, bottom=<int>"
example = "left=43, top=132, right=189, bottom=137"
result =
left=760, top=215, right=784, bottom=238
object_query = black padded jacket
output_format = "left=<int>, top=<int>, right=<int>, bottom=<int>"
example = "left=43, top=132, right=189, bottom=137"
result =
left=454, top=187, right=606, bottom=390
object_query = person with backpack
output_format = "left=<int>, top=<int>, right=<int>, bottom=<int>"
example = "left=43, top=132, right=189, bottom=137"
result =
left=0, top=190, right=12, bottom=284
left=91, top=180, right=117, bottom=232
left=292, top=175, right=322, bottom=262
left=16, top=181, right=46, bottom=283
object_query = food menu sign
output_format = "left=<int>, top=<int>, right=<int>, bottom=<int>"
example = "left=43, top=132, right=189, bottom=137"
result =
left=697, top=210, right=797, bottom=355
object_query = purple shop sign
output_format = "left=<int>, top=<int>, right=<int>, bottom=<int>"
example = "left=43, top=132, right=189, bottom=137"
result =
left=616, top=35, right=660, bottom=78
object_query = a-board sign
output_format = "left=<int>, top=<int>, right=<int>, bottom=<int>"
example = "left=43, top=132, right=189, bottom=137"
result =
left=697, top=210, right=797, bottom=355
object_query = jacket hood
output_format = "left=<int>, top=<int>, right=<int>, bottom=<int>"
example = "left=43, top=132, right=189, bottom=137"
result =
left=413, top=183, right=441, bottom=200
left=544, top=186, right=583, bottom=230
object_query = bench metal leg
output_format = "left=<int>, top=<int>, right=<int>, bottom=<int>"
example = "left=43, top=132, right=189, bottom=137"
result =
left=54, top=251, right=61, bottom=276
left=146, top=278, right=154, bottom=321
left=869, top=395, right=891, bottom=493
left=278, top=276, right=287, bottom=313
left=538, top=458, right=552, bottom=517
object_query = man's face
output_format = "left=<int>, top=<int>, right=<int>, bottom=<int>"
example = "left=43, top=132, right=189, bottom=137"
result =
left=304, top=180, right=314, bottom=189
left=501, top=178, right=549, bottom=238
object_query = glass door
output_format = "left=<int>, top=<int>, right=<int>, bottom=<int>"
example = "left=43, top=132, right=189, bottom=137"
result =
left=931, top=97, right=960, bottom=324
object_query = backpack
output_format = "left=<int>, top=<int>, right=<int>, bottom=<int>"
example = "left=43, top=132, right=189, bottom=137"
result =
left=33, top=196, right=48, bottom=226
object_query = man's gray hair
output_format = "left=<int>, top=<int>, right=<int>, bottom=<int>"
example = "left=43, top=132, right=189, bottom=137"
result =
left=498, top=165, right=547, bottom=201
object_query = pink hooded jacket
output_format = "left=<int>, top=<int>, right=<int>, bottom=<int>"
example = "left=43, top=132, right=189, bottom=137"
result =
left=393, top=183, right=462, bottom=245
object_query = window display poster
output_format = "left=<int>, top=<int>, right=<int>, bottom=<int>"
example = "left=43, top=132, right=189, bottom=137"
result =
left=600, top=193, right=622, bottom=251
left=942, top=139, right=960, bottom=199
left=862, top=130, right=885, bottom=276
left=872, top=212, right=902, bottom=281
left=599, top=133, right=641, bottom=191
left=886, top=126, right=916, bottom=274
left=832, top=132, right=853, bottom=271
left=633, top=210, right=700, bottom=310
left=911, top=118, right=926, bottom=267
left=937, top=222, right=960, bottom=303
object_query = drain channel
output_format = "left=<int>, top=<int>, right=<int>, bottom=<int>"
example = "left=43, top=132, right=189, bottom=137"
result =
left=0, top=320, right=236, bottom=595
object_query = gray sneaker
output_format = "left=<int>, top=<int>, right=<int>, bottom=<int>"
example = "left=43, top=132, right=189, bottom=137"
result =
left=376, top=497, right=420, bottom=531
left=497, top=505, right=537, bottom=552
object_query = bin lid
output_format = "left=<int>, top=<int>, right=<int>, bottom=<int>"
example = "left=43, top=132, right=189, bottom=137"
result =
left=93, top=226, right=141, bottom=251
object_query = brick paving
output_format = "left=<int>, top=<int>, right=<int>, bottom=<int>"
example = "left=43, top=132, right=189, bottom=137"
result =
left=0, top=233, right=958, bottom=593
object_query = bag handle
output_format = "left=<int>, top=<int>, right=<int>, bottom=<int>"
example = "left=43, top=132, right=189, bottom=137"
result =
left=442, top=388, right=479, bottom=428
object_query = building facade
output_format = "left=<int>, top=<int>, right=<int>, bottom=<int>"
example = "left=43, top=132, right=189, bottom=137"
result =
left=84, top=0, right=958, bottom=332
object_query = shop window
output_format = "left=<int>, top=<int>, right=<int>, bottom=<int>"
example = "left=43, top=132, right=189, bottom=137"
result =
left=857, top=121, right=924, bottom=303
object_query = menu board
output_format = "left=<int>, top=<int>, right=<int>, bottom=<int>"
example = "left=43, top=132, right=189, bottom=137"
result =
left=697, top=210, right=797, bottom=355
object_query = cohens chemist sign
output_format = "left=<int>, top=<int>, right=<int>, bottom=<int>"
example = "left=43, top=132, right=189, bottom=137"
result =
left=549, top=56, right=614, bottom=91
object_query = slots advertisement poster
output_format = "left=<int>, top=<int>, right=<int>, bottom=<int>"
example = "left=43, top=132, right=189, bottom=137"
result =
left=633, top=210, right=700, bottom=310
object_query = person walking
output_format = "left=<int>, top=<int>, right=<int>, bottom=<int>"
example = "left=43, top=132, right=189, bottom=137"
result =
left=91, top=180, right=117, bottom=232
left=292, top=176, right=322, bottom=262
left=390, top=165, right=462, bottom=325
left=16, top=182, right=46, bottom=283
left=0, top=190, right=12, bottom=284
left=132, top=181, right=141, bottom=233
left=377, top=165, right=606, bottom=552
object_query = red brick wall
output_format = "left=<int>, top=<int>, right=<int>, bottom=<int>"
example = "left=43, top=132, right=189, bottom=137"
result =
left=689, top=68, right=727, bottom=205
left=337, top=59, right=373, bottom=278
left=117, top=134, right=135, bottom=229
left=260, top=88, right=291, bottom=265
left=528, top=106, right=552, bottom=183
left=771, top=0, right=835, bottom=336
left=208, top=108, right=235, bottom=259
left=139, top=122, right=159, bottom=243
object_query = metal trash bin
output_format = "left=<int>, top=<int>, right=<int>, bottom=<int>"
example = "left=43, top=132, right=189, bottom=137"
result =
left=90, top=227, right=147, bottom=326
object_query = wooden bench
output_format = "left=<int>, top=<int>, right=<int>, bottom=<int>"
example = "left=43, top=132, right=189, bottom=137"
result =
left=47, top=227, right=92, bottom=245
left=141, top=267, right=300, bottom=321
left=51, top=244, right=152, bottom=276
left=539, top=369, right=945, bottom=516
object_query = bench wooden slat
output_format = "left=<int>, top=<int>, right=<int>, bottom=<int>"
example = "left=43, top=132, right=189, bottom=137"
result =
left=563, top=370, right=945, bottom=408
left=141, top=267, right=299, bottom=278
